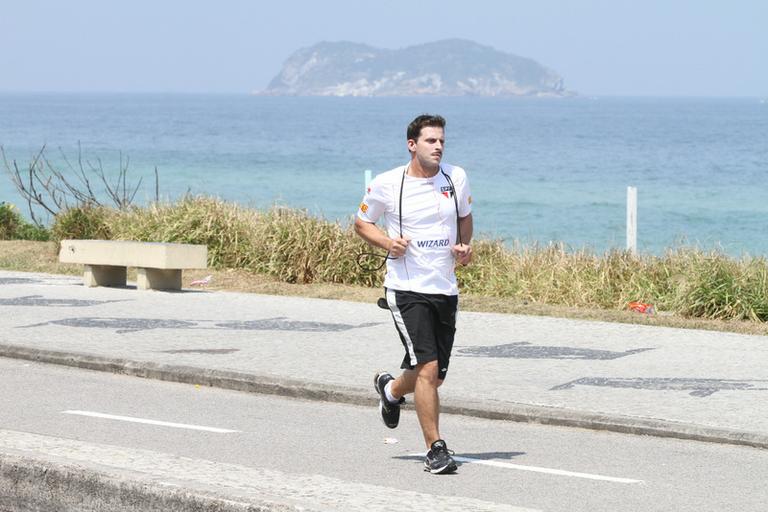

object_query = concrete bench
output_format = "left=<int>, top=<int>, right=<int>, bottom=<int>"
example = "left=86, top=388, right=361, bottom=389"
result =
left=59, top=239, right=208, bottom=291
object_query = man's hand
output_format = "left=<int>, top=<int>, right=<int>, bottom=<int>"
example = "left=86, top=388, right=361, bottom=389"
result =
left=388, top=237, right=410, bottom=258
left=452, top=243, right=472, bottom=266
left=354, top=218, right=409, bottom=258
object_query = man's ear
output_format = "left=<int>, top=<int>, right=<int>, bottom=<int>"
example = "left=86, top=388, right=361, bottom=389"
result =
left=407, top=138, right=416, bottom=152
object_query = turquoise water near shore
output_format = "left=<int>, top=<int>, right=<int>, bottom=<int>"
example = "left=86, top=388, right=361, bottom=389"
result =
left=0, top=94, right=766, bottom=255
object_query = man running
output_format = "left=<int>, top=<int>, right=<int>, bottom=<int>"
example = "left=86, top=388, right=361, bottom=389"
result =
left=354, top=114, right=473, bottom=474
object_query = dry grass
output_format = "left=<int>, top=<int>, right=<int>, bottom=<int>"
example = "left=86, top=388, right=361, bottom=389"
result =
left=0, top=240, right=81, bottom=275
left=3, top=239, right=768, bottom=336
left=47, top=198, right=763, bottom=323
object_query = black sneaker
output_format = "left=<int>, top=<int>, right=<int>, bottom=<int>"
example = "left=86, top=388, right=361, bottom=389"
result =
left=424, top=440, right=457, bottom=474
left=374, top=371, right=404, bottom=429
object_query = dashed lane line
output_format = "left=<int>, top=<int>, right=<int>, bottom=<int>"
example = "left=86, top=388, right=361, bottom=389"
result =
left=412, top=453, right=644, bottom=484
left=61, top=410, right=241, bottom=433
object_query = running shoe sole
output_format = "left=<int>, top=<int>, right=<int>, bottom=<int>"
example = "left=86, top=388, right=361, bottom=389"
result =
left=424, top=459, right=458, bottom=474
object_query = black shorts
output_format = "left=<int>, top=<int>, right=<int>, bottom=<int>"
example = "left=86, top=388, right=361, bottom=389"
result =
left=385, top=288, right=458, bottom=380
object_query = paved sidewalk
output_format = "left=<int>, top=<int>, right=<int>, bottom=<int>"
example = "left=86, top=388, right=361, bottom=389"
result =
left=2, top=269, right=768, bottom=448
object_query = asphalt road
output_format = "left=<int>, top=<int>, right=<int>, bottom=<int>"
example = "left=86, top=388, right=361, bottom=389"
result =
left=1, top=357, right=766, bottom=512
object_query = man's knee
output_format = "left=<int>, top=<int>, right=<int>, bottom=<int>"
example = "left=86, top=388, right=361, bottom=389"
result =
left=416, top=360, right=440, bottom=387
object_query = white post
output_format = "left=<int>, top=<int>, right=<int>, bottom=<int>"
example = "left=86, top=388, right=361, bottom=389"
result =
left=626, top=186, right=637, bottom=255
left=364, top=169, right=372, bottom=193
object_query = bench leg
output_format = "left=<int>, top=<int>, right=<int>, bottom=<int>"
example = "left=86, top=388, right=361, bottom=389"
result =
left=84, top=265, right=127, bottom=287
left=136, top=268, right=182, bottom=291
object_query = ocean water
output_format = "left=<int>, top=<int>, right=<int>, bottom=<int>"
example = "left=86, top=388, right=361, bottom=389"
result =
left=0, top=93, right=766, bottom=255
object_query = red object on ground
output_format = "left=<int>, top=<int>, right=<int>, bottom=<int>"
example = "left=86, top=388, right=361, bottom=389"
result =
left=628, top=301, right=655, bottom=314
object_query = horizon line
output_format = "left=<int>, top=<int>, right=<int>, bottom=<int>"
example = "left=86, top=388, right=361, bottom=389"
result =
left=0, top=90, right=764, bottom=99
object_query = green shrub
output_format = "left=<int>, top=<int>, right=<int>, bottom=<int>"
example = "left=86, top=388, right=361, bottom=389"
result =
left=108, top=196, right=260, bottom=268
left=14, top=223, right=51, bottom=241
left=666, top=251, right=768, bottom=321
left=52, top=206, right=113, bottom=241
left=35, top=196, right=768, bottom=323
left=106, top=197, right=378, bottom=286
left=456, top=241, right=768, bottom=321
left=246, top=206, right=378, bottom=286
left=0, top=202, right=50, bottom=240
left=0, top=202, right=21, bottom=240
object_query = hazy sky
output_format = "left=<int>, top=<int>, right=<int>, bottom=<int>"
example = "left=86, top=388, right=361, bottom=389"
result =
left=1, top=0, right=765, bottom=96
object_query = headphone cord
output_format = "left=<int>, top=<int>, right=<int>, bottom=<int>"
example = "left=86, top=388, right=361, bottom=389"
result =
left=442, top=168, right=462, bottom=245
left=357, top=165, right=459, bottom=272
left=356, top=167, right=407, bottom=272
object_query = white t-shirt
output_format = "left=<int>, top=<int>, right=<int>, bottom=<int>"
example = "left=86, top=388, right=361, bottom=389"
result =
left=357, top=163, right=472, bottom=295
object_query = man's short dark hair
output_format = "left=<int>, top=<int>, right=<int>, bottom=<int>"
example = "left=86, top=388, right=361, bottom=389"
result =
left=407, top=114, right=446, bottom=141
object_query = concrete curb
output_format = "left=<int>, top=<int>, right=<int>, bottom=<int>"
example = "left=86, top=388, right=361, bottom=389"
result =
left=0, top=429, right=536, bottom=511
left=2, top=343, right=767, bottom=450
left=0, top=451, right=304, bottom=512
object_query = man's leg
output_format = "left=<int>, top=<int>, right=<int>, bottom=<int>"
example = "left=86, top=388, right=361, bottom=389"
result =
left=389, top=361, right=443, bottom=447
left=413, top=360, right=442, bottom=447
left=408, top=360, right=456, bottom=474
left=390, top=365, right=443, bottom=395
left=390, top=361, right=442, bottom=447
left=390, top=368, right=417, bottom=397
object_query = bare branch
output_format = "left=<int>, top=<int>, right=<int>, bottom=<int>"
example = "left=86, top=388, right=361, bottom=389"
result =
left=127, top=176, right=143, bottom=205
left=1, top=145, right=157, bottom=217
left=58, top=143, right=98, bottom=203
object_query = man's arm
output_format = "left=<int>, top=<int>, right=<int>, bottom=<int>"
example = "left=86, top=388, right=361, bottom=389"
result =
left=453, top=213, right=473, bottom=265
left=458, top=213, right=473, bottom=246
left=354, top=217, right=409, bottom=257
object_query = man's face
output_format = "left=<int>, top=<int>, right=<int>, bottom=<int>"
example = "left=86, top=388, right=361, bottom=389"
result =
left=408, top=126, right=444, bottom=168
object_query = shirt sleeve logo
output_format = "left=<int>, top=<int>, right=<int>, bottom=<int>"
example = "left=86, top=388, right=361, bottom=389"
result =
left=359, top=202, right=369, bottom=213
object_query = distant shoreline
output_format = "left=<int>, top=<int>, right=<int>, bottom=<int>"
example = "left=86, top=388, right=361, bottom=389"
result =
left=1, top=91, right=765, bottom=99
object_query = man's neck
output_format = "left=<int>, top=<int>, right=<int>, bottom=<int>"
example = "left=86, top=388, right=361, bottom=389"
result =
left=407, top=159, right=439, bottom=178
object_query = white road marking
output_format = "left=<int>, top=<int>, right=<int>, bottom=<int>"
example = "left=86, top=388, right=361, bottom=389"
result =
left=61, top=410, right=241, bottom=433
left=411, top=453, right=643, bottom=484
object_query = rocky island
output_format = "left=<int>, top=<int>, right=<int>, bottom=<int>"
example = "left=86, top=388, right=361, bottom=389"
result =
left=258, top=39, right=572, bottom=97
